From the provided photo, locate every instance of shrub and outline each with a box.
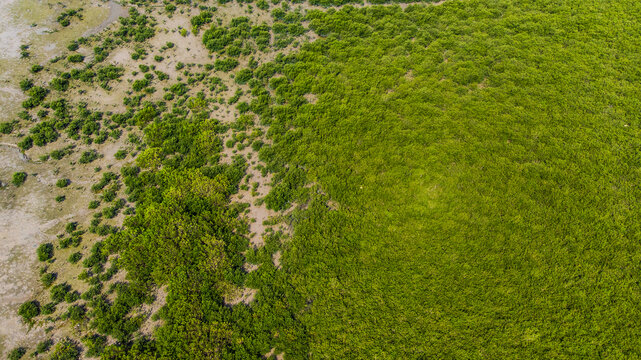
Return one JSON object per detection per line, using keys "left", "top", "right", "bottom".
{"left": 65, "top": 222, "right": 77, "bottom": 233}
{"left": 79, "top": 150, "right": 99, "bottom": 164}
{"left": 50, "top": 283, "right": 71, "bottom": 303}
{"left": 82, "top": 334, "right": 107, "bottom": 357}
{"left": 41, "top": 272, "right": 57, "bottom": 287}
{"left": 64, "top": 305, "right": 86, "bottom": 323}
{"left": 114, "top": 150, "right": 127, "bottom": 159}
{"left": 69, "top": 252, "right": 82, "bottom": 264}
{"left": 235, "top": 68, "right": 253, "bottom": 84}
{"left": 56, "top": 178, "right": 70, "bottom": 188}
{"left": 17, "top": 136, "right": 33, "bottom": 151}
{"left": 89, "top": 200, "right": 100, "bottom": 209}
{"left": 65, "top": 291, "right": 80, "bottom": 303}
{"left": 18, "top": 300, "right": 40, "bottom": 323}
{"left": 30, "top": 64, "right": 44, "bottom": 73}
{"left": 50, "top": 77, "right": 69, "bottom": 92}
{"left": 214, "top": 58, "right": 239, "bottom": 72}
{"left": 131, "top": 78, "right": 149, "bottom": 92}
{"left": 41, "top": 302, "right": 56, "bottom": 315}
{"left": 55, "top": 195, "right": 66, "bottom": 202}
{"left": 0, "top": 121, "right": 15, "bottom": 134}
{"left": 12, "top": 172, "right": 27, "bottom": 186}
{"left": 19, "top": 78, "right": 33, "bottom": 91}
{"left": 50, "top": 338, "right": 80, "bottom": 360}
{"left": 67, "top": 54, "right": 84, "bottom": 63}
{"left": 35, "top": 339, "right": 53, "bottom": 354}
{"left": 37, "top": 242, "right": 54, "bottom": 261}
{"left": 8, "top": 347, "right": 26, "bottom": 360}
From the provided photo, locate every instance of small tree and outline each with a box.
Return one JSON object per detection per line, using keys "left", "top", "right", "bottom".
{"left": 12, "top": 172, "right": 27, "bottom": 186}
{"left": 36, "top": 242, "right": 54, "bottom": 261}
{"left": 50, "top": 338, "right": 80, "bottom": 360}
{"left": 56, "top": 178, "right": 70, "bottom": 188}
{"left": 18, "top": 300, "right": 40, "bottom": 323}
{"left": 8, "top": 347, "right": 26, "bottom": 360}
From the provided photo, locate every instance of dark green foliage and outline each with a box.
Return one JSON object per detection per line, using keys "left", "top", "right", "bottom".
{"left": 30, "top": 64, "right": 44, "bottom": 73}
{"left": 169, "top": 82, "right": 188, "bottom": 96}
{"left": 83, "top": 242, "right": 107, "bottom": 269}
{"left": 29, "top": 120, "right": 59, "bottom": 146}
{"left": 65, "top": 222, "right": 77, "bottom": 233}
{"left": 235, "top": 68, "right": 253, "bottom": 84}
{"left": 18, "top": 300, "right": 39, "bottom": 323}
{"left": 214, "top": 58, "right": 239, "bottom": 72}
{"left": 19, "top": 78, "right": 33, "bottom": 91}
{"left": 50, "top": 338, "right": 80, "bottom": 360}
{"left": 97, "top": 65, "right": 125, "bottom": 82}
{"left": 79, "top": 150, "right": 99, "bottom": 164}
{"left": 50, "top": 77, "right": 69, "bottom": 92}
{"left": 64, "top": 304, "right": 86, "bottom": 323}
{"left": 50, "top": 146, "right": 73, "bottom": 160}
{"left": 12, "top": 172, "right": 27, "bottom": 186}
{"left": 82, "top": 334, "right": 107, "bottom": 357}
{"left": 50, "top": 283, "right": 71, "bottom": 303}
{"left": 67, "top": 41, "right": 79, "bottom": 51}
{"left": 132, "top": 78, "right": 149, "bottom": 92}
{"left": 60, "top": 234, "right": 82, "bottom": 249}
{"left": 57, "top": 8, "right": 82, "bottom": 27}
{"left": 115, "top": 8, "right": 155, "bottom": 42}
{"left": 35, "top": 339, "right": 53, "bottom": 354}
{"left": 92, "top": 171, "right": 118, "bottom": 192}
{"left": 114, "top": 150, "right": 126, "bottom": 161}
{"left": 67, "top": 54, "right": 84, "bottom": 63}
{"left": 89, "top": 200, "right": 100, "bottom": 209}
{"left": 0, "top": 121, "right": 15, "bottom": 134}
{"left": 55, "top": 195, "right": 66, "bottom": 202}
{"left": 37, "top": 242, "right": 53, "bottom": 261}
{"left": 41, "top": 302, "right": 56, "bottom": 315}
{"left": 191, "top": 11, "right": 213, "bottom": 31}
{"left": 264, "top": 167, "right": 305, "bottom": 210}
{"left": 22, "top": 86, "right": 48, "bottom": 108}
{"left": 41, "top": 272, "right": 57, "bottom": 287}
{"left": 7, "top": 347, "right": 26, "bottom": 360}
{"left": 155, "top": 70, "right": 169, "bottom": 80}
{"left": 56, "top": 178, "right": 70, "bottom": 188}
{"left": 68, "top": 252, "right": 82, "bottom": 264}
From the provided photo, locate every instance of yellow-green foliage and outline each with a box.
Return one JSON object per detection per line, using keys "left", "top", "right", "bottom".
{"left": 257, "top": 1, "right": 641, "bottom": 358}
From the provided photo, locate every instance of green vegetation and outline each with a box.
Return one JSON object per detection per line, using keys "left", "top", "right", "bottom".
{"left": 57, "top": 8, "right": 83, "bottom": 27}
{"left": 11, "top": 172, "right": 27, "bottom": 186}
{"left": 41, "top": 272, "right": 57, "bottom": 287}
{"left": 115, "top": 8, "right": 155, "bottom": 42}
{"left": 50, "top": 338, "right": 80, "bottom": 360}
{"left": 56, "top": 178, "right": 70, "bottom": 188}
{"left": 30, "top": 64, "right": 44, "bottom": 73}
{"left": 11, "top": 0, "right": 641, "bottom": 358}
{"left": 7, "top": 347, "right": 26, "bottom": 360}
{"left": 37, "top": 242, "right": 54, "bottom": 261}
{"left": 18, "top": 300, "right": 39, "bottom": 323}
{"left": 67, "top": 54, "right": 85, "bottom": 63}
{"left": 68, "top": 252, "right": 82, "bottom": 264}
{"left": 79, "top": 150, "right": 99, "bottom": 164}
{"left": 35, "top": 339, "right": 53, "bottom": 355}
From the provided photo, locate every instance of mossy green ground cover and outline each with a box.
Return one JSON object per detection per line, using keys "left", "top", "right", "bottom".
{"left": 263, "top": 1, "right": 641, "bottom": 358}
